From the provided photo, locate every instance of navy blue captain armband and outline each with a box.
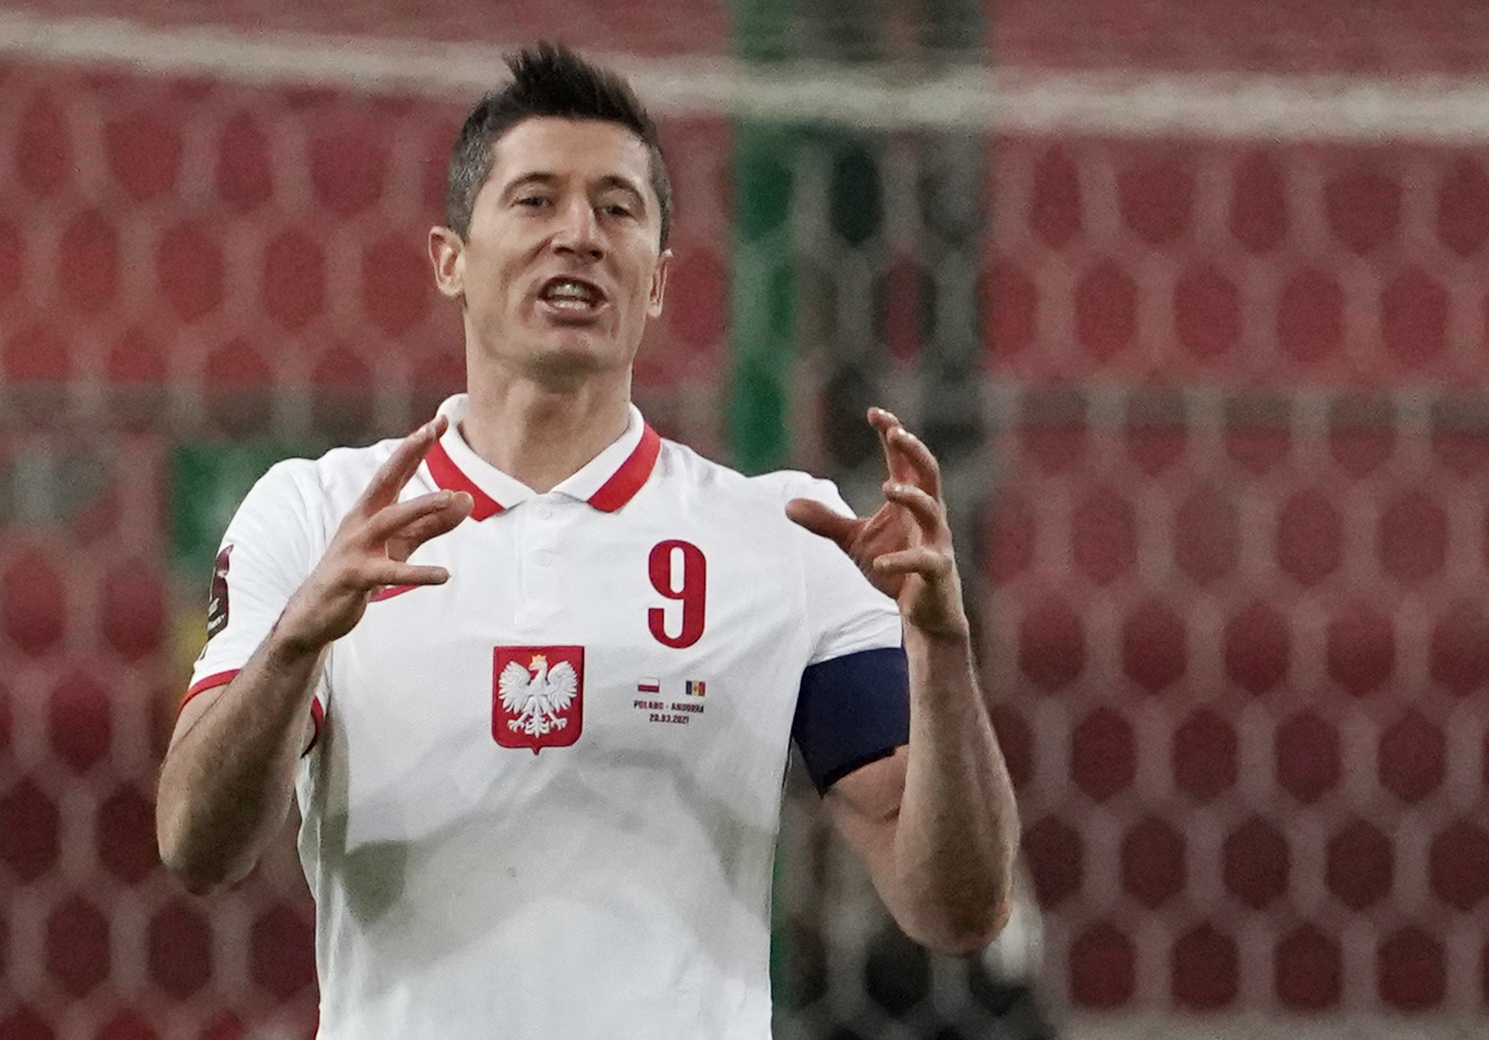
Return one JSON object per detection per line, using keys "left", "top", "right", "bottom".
{"left": 791, "top": 646, "right": 910, "bottom": 795}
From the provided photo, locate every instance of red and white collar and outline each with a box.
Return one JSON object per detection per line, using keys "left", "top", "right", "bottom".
{"left": 423, "top": 394, "right": 661, "bottom": 518}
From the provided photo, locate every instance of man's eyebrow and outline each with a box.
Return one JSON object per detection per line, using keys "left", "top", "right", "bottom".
{"left": 499, "top": 171, "right": 561, "bottom": 197}
{"left": 594, "top": 174, "right": 646, "bottom": 204}
{"left": 501, "top": 170, "right": 646, "bottom": 202}
{"left": 497, "top": 171, "right": 649, "bottom": 218}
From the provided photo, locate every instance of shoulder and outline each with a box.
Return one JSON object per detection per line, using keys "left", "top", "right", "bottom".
{"left": 655, "top": 439, "right": 848, "bottom": 515}
{"left": 239, "top": 438, "right": 399, "bottom": 521}
{"left": 238, "top": 455, "right": 321, "bottom": 515}
{"left": 305, "top": 438, "right": 402, "bottom": 504}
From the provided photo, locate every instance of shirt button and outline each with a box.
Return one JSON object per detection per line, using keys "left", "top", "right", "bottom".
{"left": 534, "top": 549, "right": 555, "bottom": 566}
{"left": 535, "top": 503, "right": 554, "bottom": 520}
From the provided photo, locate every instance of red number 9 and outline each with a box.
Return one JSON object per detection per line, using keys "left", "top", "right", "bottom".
{"left": 648, "top": 540, "right": 706, "bottom": 649}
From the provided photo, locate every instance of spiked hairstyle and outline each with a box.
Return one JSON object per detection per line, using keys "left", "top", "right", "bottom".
{"left": 444, "top": 43, "right": 673, "bottom": 247}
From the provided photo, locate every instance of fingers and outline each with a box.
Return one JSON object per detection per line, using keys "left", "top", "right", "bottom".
{"left": 868, "top": 407, "right": 943, "bottom": 498}
{"left": 883, "top": 480, "right": 944, "bottom": 537}
{"left": 391, "top": 493, "right": 474, "bottom": 555}
{"left": 333, "top": 551, "right": 454, "bottom": 593}
{"left": 887, "top": 425, "right": 943, "bottom": 499}
{"left": 364, "top": 489, "right": 471, "bottom": 545}
{"left": 868, "top": 407, "right": 914, "bottom": 485}
{"left": 872, "top": 545, "right": 954, "bottom": 580}
{"left": 363, "top": 560, "right": 452, "bottom": 589}
{"left": 360, "top": 415, "right": 449, "bottom": 512}
{"left": 786, "top": 497, "right": 861, "bottom": 551}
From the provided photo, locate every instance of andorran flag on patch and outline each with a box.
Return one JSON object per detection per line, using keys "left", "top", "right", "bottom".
{"left": 685, "top": 680, "right": 706, "bottom": 697}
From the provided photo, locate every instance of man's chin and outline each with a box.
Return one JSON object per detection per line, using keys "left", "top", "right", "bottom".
{"left": 471, "top": 322, "right": 637, "bottom": 385}
{"left": 523, "top": 340, "right": 630, "bottom": 386}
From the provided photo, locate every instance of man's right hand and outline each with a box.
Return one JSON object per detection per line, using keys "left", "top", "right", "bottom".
{"left": 276, "top": 416, "right": 474, "bottom": 653}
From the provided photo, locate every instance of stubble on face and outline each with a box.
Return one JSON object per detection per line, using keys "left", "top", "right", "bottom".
{"left": 453, "top": 118, "right": 669, "bottom": 390}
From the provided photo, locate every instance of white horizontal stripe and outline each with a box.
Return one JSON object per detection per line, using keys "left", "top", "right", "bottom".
{"left": 1, "top": 10, "right": 1489, "bottom": 141}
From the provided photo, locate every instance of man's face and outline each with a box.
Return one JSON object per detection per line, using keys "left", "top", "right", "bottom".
{"left": 432, "top": 117, "right": 670, "bottom": 383}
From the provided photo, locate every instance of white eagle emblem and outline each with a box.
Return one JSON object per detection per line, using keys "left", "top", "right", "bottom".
{"left": 498, "top": 653, "right": 579, "bottom": 738}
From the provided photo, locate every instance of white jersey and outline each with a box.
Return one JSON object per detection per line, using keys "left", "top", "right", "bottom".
{"left": 187, "top": 394, "right": 903, "bottom": 1040}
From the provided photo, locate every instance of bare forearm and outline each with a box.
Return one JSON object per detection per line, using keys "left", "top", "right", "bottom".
{"left": 156, "top": 630, "right": 322, "bottom": 892}
{"left": 793, "top": 409, "right": 1019, "bottom": 952}
{"left": 893, "top": 627, "right": 1019, "bottom": 952}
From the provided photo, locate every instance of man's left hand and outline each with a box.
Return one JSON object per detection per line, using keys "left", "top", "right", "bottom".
{"left": 787, "top": 407, "right": 969, "bottom": 641}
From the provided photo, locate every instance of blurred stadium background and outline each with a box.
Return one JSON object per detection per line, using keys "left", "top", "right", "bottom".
{"left": 4, "top": 0, "right": 1489, "bottom": 1037}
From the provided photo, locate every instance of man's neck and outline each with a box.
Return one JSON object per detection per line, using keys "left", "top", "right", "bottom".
{"left": 460, "top": 365, "right": 633, "bottom": 494}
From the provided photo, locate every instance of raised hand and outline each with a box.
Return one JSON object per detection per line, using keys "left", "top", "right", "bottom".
{"left": 277, "top": 416, "right": 474, "bottom": 652}
{"left": 786, "top": 408, "right": 968, "bottom": 641}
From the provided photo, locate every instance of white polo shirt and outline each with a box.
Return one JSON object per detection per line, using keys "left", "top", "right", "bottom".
{"left": 186, "top": 394, "right": 904, "bottom": 1040}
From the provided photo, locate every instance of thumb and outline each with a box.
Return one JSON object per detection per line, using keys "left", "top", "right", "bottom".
{"left": 786, "top": 497, "right": 860, "bottom": 550}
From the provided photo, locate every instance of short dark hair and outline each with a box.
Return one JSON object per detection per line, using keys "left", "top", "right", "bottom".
{"left": 444, "top": 43, "right": 673, "bottom": 247}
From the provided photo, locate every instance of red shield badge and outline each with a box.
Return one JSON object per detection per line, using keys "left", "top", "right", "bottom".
{"left": 493, "top": 646, "right": 585, "bottom": 753}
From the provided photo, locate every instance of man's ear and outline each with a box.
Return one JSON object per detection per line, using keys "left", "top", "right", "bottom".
{"left": 429, "top": 226, "right": 465, "bottom": 300}
{"left": 647, "top": 249, "right": 673, "bottom": 318}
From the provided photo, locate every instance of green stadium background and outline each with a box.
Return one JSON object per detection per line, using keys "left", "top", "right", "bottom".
{"left": 5, "top": 1, "right": 1489, "bottom": 1037}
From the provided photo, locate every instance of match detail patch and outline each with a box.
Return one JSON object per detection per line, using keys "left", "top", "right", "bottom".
{"left": 206, "top": 545, "right": 233, "bottom": 639}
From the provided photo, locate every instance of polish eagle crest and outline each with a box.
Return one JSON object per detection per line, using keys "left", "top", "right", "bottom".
{"left": 498, "top": 653, "right": 579, "bottom": 738}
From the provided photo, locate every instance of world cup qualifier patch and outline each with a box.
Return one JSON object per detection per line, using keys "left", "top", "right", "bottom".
{"left": 493, "top": 646, "right": 585, "bottom": 753}
{"left": 206, "top": 545, "right": 233, "bottom": 639}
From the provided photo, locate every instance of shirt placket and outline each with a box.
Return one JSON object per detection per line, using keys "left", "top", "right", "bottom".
{"left": 513, "top": 494, "right": 566, "bottom": 631}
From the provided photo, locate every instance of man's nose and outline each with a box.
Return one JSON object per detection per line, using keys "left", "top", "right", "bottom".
{"left": 552, "top": 198, "right": 602, "bottom": 259}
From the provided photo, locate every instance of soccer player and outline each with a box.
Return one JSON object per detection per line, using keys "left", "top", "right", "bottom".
{"left": 156, "top": 44, "right": 1018, "bottom": 1039}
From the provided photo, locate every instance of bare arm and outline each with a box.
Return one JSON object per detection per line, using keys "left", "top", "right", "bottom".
{"left": 787, "top": 408, "right": 1019, "bottom": 954}
{"left": 157, "top": 636, "right": 325, "bottom": 893}
{"left": 823, "top": 630, "right": 1017, "bottom": 954}
{"left": 156, "top": 418, "right": 472, "bottom": 894}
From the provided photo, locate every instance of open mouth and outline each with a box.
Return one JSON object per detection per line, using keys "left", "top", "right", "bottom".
{"left": 537, "top": 276, "right": 607, "bottom": 314}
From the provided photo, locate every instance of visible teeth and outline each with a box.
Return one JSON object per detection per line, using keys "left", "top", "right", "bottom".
{"left": 544, "top": 281, "right": 596, "bottom": 304}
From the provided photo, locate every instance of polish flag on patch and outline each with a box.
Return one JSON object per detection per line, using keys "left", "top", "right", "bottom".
{"left": 637, "top": 677, "right": 661, "bottom": 694}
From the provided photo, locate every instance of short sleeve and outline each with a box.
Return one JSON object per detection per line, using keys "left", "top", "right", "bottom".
{"left": 782, "top": 476, "right": 909, "bottom": 793}
{"left": 184, "top": 460, "right": 326, "bottom": 711}
{"left": 791, "top": 476, "right": 903, "bottom": 664}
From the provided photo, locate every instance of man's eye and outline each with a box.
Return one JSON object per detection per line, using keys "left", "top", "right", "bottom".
{"left": 602, "top": 203, "right": 634, "bottom": 218}
{"left": 516, "top": 196, "right": 549, "bottom": 208}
